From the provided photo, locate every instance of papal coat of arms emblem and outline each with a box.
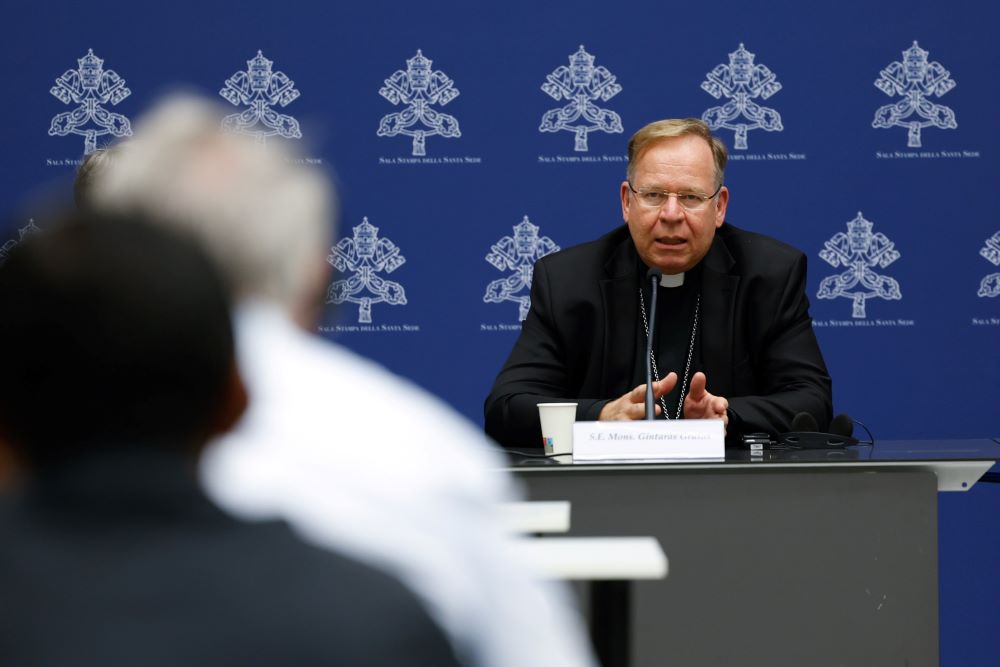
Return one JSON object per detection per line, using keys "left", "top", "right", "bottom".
{"left": 0, "top": 221, "right": 42, "bottom": 266}
{"left": 377, "top": 50, "right": 461, "bottom": 156}
{"left": 539, "top": 45, "right": 623, "bottom": 152}
{"left": 701, "top": 43, "right": 783, "bottom": 150}
{"left": 873, "top": 41, "right": 957, "bottom": 148}
{"left": 817, "top": 212, "right": 902, "bottom": 318}
{"left": 326, "top": 217, "right": 407, "bottom": 324}
{"left": 483, "top": 216, "right": 560, "bottom": 321}
{"left": 48, "top": 49, "right": 132, "bottom": 155}
{"left": 977, "top": 231, "right": 1000, "bottom": 298}
{"left": 219, "top": 51, "right": 302, "bottom": 143}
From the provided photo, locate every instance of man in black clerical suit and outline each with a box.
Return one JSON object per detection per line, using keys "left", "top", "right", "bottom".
{"left": 485, "top": 118, "right": 831, "bottom": 448}
{"left": 0, "top": 214, "right": 460, "bottom": 667}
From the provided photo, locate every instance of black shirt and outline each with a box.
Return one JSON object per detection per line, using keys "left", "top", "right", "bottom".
{"left": 630, "top": 261, "right": 704, "bottom": 419}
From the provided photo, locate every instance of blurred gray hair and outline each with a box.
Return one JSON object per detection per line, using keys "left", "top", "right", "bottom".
{"left": 89, "top": 95, "right": 335, "bottom": 311}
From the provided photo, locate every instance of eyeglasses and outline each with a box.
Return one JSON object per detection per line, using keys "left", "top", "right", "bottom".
{"left": 627, "top": 182, "right": 722, "bottom": 211}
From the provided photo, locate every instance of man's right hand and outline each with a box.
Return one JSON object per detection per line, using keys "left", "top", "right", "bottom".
{"left": 598, "top": 372, "right": 678, "bottom": 421}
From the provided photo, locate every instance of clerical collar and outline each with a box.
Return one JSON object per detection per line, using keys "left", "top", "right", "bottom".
{"left": 659, "top": 272, "right": 685, "bottom": 288}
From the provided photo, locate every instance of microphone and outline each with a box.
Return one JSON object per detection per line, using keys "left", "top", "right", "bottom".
{"left": 644, "top": 267, "right": 662, "bottom": 420}
{"left": 791, "top": 412, "right": 818, "bottom": 432}
{"left": 829, "top": 413, "right": 855, "bottom": 438}
{"left": 776, "top": 412, "right": 858, "bottom": 449}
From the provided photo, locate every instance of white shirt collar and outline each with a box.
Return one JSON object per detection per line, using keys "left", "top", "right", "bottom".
{"left": 660, "top": 272, "right": 685, "bottom": 288}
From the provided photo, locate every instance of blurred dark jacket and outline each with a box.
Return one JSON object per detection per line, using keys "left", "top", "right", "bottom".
{"left": 0, "top": 447, "right": 461, "bottom": 667}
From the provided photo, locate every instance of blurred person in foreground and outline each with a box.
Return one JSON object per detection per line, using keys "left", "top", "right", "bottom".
{"left": 85, "top": 96, "right": 596, "bottom": 667}
{"left": 0, "top": 213, "right": 460, "bottom": 666}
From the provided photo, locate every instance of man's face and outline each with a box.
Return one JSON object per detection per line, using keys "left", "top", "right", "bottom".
{"left": 620, "top": 135, "right": 728, "bottom": 274}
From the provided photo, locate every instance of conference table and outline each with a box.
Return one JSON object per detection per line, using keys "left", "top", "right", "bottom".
{"left": 504, "top": 438, "right": 1000, "bottom": 667}
{"left": 500, "top": 500, "right": 668, "bottom": 667}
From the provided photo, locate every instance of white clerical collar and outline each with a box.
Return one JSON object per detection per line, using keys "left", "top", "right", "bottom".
{"left": 660, "top": 272, "right": 685, "bottom": 288}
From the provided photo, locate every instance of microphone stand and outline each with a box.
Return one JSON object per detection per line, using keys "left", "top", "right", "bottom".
{"left": 645, "top": 268, "right": 662, "bottom": 420}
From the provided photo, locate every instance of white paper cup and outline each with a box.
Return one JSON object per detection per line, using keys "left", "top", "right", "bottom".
{"left": 538, "top": 403, "right": 578, "bottom": 455}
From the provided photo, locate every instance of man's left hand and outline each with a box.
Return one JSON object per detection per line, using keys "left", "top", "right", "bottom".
{"left": 683, "top": 372, "right": 729, "bottom": 426}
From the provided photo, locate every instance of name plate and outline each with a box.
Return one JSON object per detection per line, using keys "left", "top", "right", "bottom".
{"left": 573, "top": 419, "right": 725, "bottom": 461}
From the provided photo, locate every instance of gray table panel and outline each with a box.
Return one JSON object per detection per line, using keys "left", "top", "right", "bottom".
{"left": 517, "top": 467, "right": 939, "bottom": 667}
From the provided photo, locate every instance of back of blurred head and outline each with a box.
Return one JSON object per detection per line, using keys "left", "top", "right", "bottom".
{"left": 0, "top": 211, "right": 243, "bottom": 470}
{"left": 86, "top": 95, "right": 335, "bottom": 325}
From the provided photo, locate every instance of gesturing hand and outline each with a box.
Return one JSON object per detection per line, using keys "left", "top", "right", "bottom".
{"left": 598, "top": 373, "right": 678, "bottom": 421}
{"left": 682, "top": 372, "right": 729, "bottom": 426}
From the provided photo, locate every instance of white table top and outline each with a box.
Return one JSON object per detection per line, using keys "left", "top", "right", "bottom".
{"left": 498, "top": 500, "right": 571, "bottom": 534}
{"left": 511, "top": 536, "right": 668, "bottom": 581}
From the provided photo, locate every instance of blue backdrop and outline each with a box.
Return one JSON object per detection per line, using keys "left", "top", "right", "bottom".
{"left": 3, "top": 1, "right": 997, "bottom": 663}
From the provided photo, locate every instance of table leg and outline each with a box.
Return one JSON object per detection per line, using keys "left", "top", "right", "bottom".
{"left": 590, "top": 580, "right": 630, "bottom": 667}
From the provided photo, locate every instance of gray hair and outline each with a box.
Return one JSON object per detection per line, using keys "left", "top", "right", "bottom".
{"left": 75, "top": 147, "right": 118, "bottom": 209}
{"left": 626, "top": 118, "right": 728, "bottom": 188}
{"left": 88, "top": 95, "right": 335, "bottom": 312}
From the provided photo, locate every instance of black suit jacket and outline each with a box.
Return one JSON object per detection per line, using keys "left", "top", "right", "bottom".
{"left": 0, "top": 449, "right": 461, "bottom": 667}
{"left": 485, "top": 223, "right": 832, "bottom": 447}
